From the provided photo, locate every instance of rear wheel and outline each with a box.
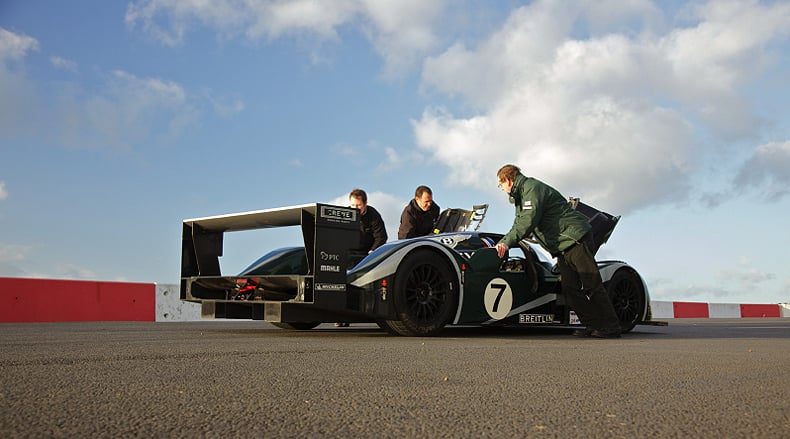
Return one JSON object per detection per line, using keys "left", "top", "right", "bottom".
{"left": 271, "top": 322, "right": 320, "bottom": 330}
{"left": 607, "top": 269, "right": 645, "bottom": 332}
{"left": 379, "top": 249, "right": 457, "bottom": 336}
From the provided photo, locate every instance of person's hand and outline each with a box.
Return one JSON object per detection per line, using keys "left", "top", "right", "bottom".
{"left": 495, "top": 243, "right": 508, "bottom": 258}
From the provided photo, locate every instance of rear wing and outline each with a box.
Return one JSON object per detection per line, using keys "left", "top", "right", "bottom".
{"left": 180, "top": 203, "right": 360, "bottom": 299}
{"left": 568, "top": 198, "right": 620, "bottom": 255}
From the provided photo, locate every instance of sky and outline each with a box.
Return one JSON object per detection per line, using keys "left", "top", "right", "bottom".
{"left": 1, "top": 0, "right": 789, "bottom": 305}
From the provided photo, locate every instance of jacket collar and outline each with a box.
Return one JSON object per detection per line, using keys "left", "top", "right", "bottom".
{"left": 508, "top": 173, "right": 527, "bottom": 203}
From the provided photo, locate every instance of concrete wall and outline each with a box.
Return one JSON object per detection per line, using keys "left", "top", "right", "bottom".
{"left": 155, "top": 283, "right": 202, "bottom": 321}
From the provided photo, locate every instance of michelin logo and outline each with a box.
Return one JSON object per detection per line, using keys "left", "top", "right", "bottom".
{"left": 315, "top": 283, "right": 346, "bottom": 291}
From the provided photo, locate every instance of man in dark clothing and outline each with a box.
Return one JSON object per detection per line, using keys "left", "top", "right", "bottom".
{"left": 494, "top": 164, "right": 622, "bottom": 338}
{"left": 348, "top": 188, "right": 388, "bottom": 253}
{"left": 398, "top": 185, "right": 440, "bottom": 239}
{"left": 337, "top": 189, "right": 388, "bottom": 328}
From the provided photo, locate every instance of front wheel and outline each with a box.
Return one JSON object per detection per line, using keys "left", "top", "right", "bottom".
{"left": 606, "top": 269, "right": 645, "bottom": 332}
{"left": 379, "top": 249, "right": 457, "bottom": 336}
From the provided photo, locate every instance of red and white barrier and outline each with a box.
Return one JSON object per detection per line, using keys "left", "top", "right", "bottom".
{"left": 1, "top": 277, "right": 788, "bottom": 322}
{"left": 650, "top": 300, "right": 787, "bottom": 319}
{"left": 0, "top": 277, "right": 156, "bottom": 322}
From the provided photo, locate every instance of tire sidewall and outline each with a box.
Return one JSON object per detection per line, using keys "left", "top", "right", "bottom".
{"left": 391, "top": 249, "right": 457, "bottom": 336}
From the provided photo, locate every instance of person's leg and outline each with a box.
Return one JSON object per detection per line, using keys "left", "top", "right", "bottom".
{"left": 557, "top": 255, "right": 601, "bottom": 329}
{"left": 561, "top": 236, "right": 621, "bottom": 334}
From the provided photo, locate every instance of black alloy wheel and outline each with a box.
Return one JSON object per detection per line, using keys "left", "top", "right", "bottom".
{"left": 378, "top": 249, "right": 457, "bottom": 336}
{"left": 607, "top": 268, "right": 645, "bottom": 332}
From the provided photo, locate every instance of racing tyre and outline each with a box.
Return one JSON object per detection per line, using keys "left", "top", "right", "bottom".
{"left": 607, "top": 268, "right": 645, "bottom": 332}
{"left": 379, "top": 249, "right": 457, "bottom": 336}
{"left": 271, "top": 322, "right": 320, "bottom": 330}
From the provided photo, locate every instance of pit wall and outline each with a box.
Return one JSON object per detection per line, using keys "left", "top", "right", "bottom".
{"left": 0, "top": 277, "right": 787, "bottom": 322}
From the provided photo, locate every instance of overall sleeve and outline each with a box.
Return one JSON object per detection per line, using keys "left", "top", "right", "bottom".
{"left": 499, "top": 190, "right": 542, "bottom": 248}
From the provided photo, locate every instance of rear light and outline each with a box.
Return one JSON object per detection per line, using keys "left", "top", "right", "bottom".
{"left": 380, "top": 279, "right": 387, "bottom": 301}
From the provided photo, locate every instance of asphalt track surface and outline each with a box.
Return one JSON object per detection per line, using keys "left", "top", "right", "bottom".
{"left": 1, "top": 319, "right": 788, "bottom": 438}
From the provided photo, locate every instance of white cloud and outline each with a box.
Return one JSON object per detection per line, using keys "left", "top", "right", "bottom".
{"left": 202, "top": 88, "right": 244, "bottom": 117}
{"left": 331, "top": 144, "right": 356, "bottom": 157}
{"left": 50, "top": 56, "right": 77, "bottom": 72}
{"left": 0, "top": 243, "right": 28, "bottom": 263}
{"left": 245, "top": 0, "right": 359, "bottom": 40}
{"left": 0, "top": 28, "right": 38, "bottom": 61}
{"left": 2, "top": 68, "right": 199, "bottom": 151}
{"left": 125, "top": 0, "right": 358, "bottom": 45}
{"left": 0, "top": 243, "right": 31, "bottom": 277}
{"left": 53, "top": 263, "right": 98, "bottom": 280}
{"left": 1, "top": 27, "right": 200, "bottom": 152}
{"left": 358, "top": 0, "right": 445, "bottom": 76}
{"left": 0, "top": 30, "right": 39, "bottom": 144}
{"left": 376, "top": 145, "right": 426, "bottom": 172}
{"left": 413, "top": 0, "right": 790, "bottom": 214}
{"left": 61, "top": 70, "right": 198, "bottom": 150}
{"left": 734, "top": 141, "right": 790, "bottom": 199}
{"left": 381, "top": 146, "right": 402, "bottom": 167}
{"left": 658, "top": 0, "right": 790, "bottom": 137}
{"left": 0, "top": 181, "right": 7, "bottom": 200}
{"left": 719, "top": 267, "right": 776, "bottom": 285}
{"left": 125, "top": 0, "right": 447, "bottom": 75}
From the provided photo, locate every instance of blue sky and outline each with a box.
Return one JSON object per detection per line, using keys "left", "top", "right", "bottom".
{"left": 1, "top": 0, "right": 789, "bottom": 304}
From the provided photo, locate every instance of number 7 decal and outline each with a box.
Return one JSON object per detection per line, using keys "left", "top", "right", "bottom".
{"left": 484, "top": 278, "right": 513, "bottom": 320}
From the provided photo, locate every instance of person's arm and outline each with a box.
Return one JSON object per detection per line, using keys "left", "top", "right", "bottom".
{"left": 397, "top": 207, "right": 414, "bottom": 239}
{"left": 499, "top": 192, "right": 541, "bottom": 248}
{"left": 370, "top": 209, "right": 388, "bottom": 251}
{"left": 430, "top": 203, "right": 441, "bottom": 233}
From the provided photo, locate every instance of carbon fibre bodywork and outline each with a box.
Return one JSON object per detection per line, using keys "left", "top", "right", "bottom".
{"left": 180, "top": 202, "right": 653, "bottom": 335}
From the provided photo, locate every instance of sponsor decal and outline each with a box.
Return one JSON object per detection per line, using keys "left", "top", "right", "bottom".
{"left": 315, "top": 283, "right": 347, "bottom": 291}
{"left": 458, "top": 251, "right": 475, "bottom": 259}
{"left": 484, "top": 278, "right": 513, "bottom": 320}
{"left": 518, "top": 314, "right": 555, "bottom": 324}
{"left": 320, "top": 251, "right": 340, "bottom": 261}
{"left": 320, "top": 205, "right": 357, "bottom": 223}
{"left": 428, "top": 234, "right": 473, "bottom": 249}
{"left": 320, "top": 264, "right": 341, "bottom": 273}
{"left": 569, "top": 310, "right": 581, "bottom": 325}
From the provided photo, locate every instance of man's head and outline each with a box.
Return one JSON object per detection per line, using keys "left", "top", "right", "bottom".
{"left": 497, "top": 164, "right": 520, "bottom": 193}
{"left": 349, "top": 188, "right": 368, "bottom": 214}
{"left": 414, "top": 185, "right": 433, "bottom": 211}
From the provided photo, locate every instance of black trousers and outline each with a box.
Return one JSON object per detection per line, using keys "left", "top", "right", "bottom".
{"left": 556, "top": 234, "right": 621, "bottom": 331}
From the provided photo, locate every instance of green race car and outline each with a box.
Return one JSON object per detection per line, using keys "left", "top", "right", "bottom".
{"left": 181, "top": 201, "right": 655, "bottom": 336}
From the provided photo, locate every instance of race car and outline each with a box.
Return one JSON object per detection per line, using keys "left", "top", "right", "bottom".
{"left": 180, "top": 200, "right": 657, "bottom": 336}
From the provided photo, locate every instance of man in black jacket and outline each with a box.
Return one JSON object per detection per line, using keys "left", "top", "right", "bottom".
{"left": 348, "top": 188, "right": 388, "bottom": 253}
{"left": 337, "top": 189, "right": 388, "bottom": 328}
{"left": 398, "top": 185, "right": 440, "bottom": 239}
